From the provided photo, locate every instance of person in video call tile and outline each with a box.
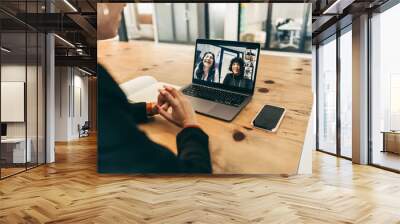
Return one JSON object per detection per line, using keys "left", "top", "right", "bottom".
{"left": 97, "top": 3, "right": 212, "bottom": 174}
{"left": 223, "top": 57, "right": 252, "bottom": 89}
{"left": 195, "top": 52, "right": 216, "bottom": 82}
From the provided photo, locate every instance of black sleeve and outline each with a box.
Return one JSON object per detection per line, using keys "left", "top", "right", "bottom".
{"left": 98, "top": 101, "right": 184, "bottom": 174}
{"left": 98, "top": 64, "right": 212, "bottom": 174}
{"left": 98, "top": 65, "right": 180, "bottom": 173}
{"left": 223, "top": 74, "right": 231, "bottom": 85}
{"left": 128, "top": 102, "right": 148, "bottom": 123}
{"left": 176, "top": 127, "right": 212, "bottom": 173}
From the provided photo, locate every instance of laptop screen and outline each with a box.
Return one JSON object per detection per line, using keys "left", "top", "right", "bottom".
{"left": 192, "top": 39, "right": 260, "bottom": 94}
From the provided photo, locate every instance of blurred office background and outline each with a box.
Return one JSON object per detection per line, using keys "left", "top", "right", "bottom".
{"left": 0, "top": 0, "right": 97, "bottom": 179}
{"left": 120, "top": 3, "right": 312, "bottom": 54}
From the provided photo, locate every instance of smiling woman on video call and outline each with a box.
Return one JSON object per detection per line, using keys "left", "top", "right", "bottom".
{"left": 223, "top": 57, "right": 251, "bottom": 89}
{"left": 195, "top": 51, "right": 216, "bottom": 82}
{"left": 97, "top": 3, "right": 212, "bottom": 173}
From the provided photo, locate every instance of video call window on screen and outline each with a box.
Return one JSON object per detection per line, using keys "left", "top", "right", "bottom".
{"left": 193, "top": 43, "right": 258, "bottom": 90}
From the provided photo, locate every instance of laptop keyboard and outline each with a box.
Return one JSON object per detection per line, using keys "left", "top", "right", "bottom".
{"left": 182, "top": 85, "right": 247, "bottom": 107}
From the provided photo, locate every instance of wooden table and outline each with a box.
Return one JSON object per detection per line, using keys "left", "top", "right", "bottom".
{"left": 98, "top": 40, "right": 313, "bottom": 174}
{"left": 382, "top": 131, "right": 400, "bottom": 154}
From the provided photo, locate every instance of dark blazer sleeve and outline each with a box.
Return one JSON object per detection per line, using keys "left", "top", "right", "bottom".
{"left": 97, "top": 65, "right": 212, "bottom": 174}
{"left": 176, "top": 127, "right": 212, "bottom": 173}
{"left": 244, "top": 78, "right": 253, "bottom": 89}
{"left": 223, "top": 74, "right": 231, "bottom": 85}
{"left": 128, "top": 102, "right": 148, "bottom": 123}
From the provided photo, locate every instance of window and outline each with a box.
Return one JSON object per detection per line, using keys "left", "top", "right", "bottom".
{"left": 208, "top": 4, "right": 226, "bottom": 39}
{"left": 317, "top": 36, "right": 337, "bottom": 154}
{"left": 239, "top": 3, "right": 268, "bottom": 48}
{"left": 339, "top": 28, "right": 352, "bottom": 158}
{"left": 370, "top": 3, "right": 400, "bottom": 171}
{"left": 239, "top": 3, "right": 312, "bottom": 53}
{"left": 124, "top": 4, "right": 155, "bottom": 41}
{"left": 316, "top": 25, "right": 353, "bottom": 160}
{"left": 0, "top": 1, "right": 46, "bottom": 179}
{"left": 154, "top": 3, "right": 204, "bottom": 44}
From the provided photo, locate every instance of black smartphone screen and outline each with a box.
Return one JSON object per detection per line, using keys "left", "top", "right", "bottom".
{"left": 253, "top": 105, "right": 285, "bottom": 131}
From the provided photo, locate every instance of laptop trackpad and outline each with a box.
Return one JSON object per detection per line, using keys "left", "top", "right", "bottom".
{"left": 208, "top": 104, "right": 238, "bottom": 120}
{"left": 189, "top": 96, "right": 216, "bottom": 112}
{"left": 187, "top": 96, "right": 239, "bottom": 121}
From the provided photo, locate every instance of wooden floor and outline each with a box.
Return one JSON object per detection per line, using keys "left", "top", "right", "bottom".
{"left": 1, "top": 163, "right": 45, "bottom": 178}
{"left": 1, "top": 167, "right": 26, "bottom": 178}
{"left": 1, "top": 135, "right": 400, "bottom": 223}
{"left": 372, "top": 150, "right": 400, "bottom": 171}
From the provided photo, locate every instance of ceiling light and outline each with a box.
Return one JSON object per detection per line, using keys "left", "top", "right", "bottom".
{"left": 76, "top": 48, "right": 85, "bottom": 55}
{"left": 78, "top": 67, "right": 93, "bottom": 76}
{"left": 63, "top": 0, "right": 78, "bottom": 12}
{"left": 322, "top": 0, "right": 354, "bottom": 15}
{"left": 1, "top": 47, "right": 11, "bottom": 53}
{"left": 54, "top": 34, "right": 75, "bottom": 48}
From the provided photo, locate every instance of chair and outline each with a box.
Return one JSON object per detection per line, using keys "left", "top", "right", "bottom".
{"left": 78, "top": 121, "right": 90, "bottom": 138}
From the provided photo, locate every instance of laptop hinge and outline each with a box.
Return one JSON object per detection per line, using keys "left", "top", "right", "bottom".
{"left": 191, "top": 83, "right": 251, "bottom": 96}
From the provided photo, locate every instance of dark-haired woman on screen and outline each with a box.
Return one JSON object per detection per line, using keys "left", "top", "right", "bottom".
{"left": 223, "top": 57, "right": 252, "bottom": 89}
{"left": 195, "top": 52, "right": 216, "bottom": 82}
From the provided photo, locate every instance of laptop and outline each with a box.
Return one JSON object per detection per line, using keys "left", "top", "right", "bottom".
{"left": 182, "top": 39, "right": 260, "bottom": 121}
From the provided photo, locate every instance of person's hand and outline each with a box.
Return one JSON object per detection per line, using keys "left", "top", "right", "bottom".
{"left": 157, "top": 88, "right": 170, "bottom": 109}
{"left": 156, "top": 86, "right": 198, "bottom": 128}
{"left": 146, "top": 90, "right": 171, "bottom": 116}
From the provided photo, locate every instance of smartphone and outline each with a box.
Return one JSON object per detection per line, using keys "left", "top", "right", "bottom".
{"left": 251, "top": 105, "right": 286, "bottom": 132}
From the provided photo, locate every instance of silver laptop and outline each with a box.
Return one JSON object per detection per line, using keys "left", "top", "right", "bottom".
{"left": 182, "top": 39, "right": 260, "bottom": 121}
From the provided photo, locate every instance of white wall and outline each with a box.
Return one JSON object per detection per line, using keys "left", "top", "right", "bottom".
{"left": 72, "top": 73, "right": 89, "bottom": 138}
{"left": 55, "top": 67, "right": 89, "bottom": 141}
{"left": 1, "top": 66, "right": 25, "bottom": 129}
{"left": 1, "top": 65, "right": 26, "bottom": 143}
{"left": 1, "top": 63, "right": 46, "bottom": 164}
{"left": 1, "top": 82, "right": 24, "bottom": 122}
{"left": 1, "top": 65, "right": 34, "bottom": 138}
{"left": 55, "top": 67, "right": 69, "bottom": 141}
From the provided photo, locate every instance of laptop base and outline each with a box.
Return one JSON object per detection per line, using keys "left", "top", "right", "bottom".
{"left": 184, "top": 88, "right": 251, "bottom": 121}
